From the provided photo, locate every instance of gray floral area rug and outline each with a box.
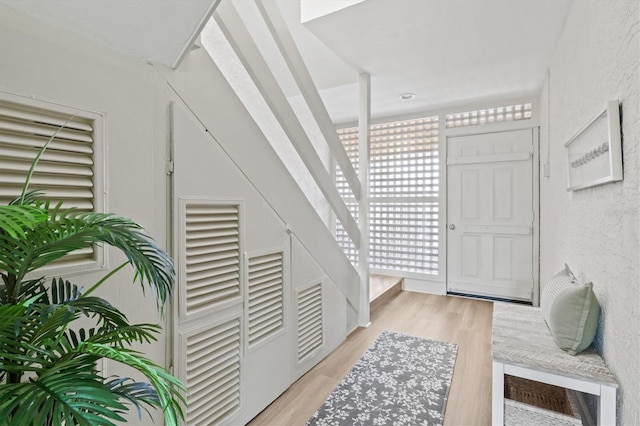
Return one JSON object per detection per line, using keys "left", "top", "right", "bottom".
{"left": 307, "top": 331, "right": 458, "bottom": 426}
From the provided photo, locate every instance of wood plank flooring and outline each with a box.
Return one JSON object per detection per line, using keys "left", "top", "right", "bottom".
{"left": 247, "top": 291, "right": 494, "bottom": 426}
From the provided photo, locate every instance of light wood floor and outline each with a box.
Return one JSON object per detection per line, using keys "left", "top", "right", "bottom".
{"left": 248, "top": 291, "right": 494, "bottom": 426}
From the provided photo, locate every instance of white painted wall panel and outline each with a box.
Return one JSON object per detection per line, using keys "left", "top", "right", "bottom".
{"left": 539, "top": 1, "right": 640, "bottom": 423}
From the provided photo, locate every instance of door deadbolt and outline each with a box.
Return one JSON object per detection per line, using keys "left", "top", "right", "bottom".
{"left": 448, "top": 224, "right": 456, "bottom": 230}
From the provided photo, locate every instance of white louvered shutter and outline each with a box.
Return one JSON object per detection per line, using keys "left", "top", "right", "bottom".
{"left": 182, "top": 202, "right": 241, "bottom": 318}
{"left": 0, "top": 96, "right": 102, "bottom": 269}
{"left": 177, "top": 200, "right": 244, "bottom": 425}
{"left": 247, "top": 251, "right": 284, "bottom": 347}
{"left": 182, "top": 316, "right": 242, "bottom": 425}
{"left": 296, "top": 282, "right": 323, "bottom": 362}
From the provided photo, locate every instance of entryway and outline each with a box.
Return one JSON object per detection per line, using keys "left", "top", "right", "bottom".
{"left": 446, "top": 128, "right": 538, "bottom": 302}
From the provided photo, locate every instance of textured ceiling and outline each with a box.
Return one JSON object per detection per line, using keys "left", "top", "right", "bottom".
{"left": 1, "top": 0, "right": 574, "bottom": 123}
{"left": 279, "top": 0, "right": 574, "bottom": 123}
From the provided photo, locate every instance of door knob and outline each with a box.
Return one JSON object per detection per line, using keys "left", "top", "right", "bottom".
{"left": 448, "top": 224, "right": 456, "bottom": 230}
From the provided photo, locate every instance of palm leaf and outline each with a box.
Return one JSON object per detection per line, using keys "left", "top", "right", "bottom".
{"left": 0, "top": 205, "right": 48, "bottom": 239}
{"left": 106, "top": 377, "right": 159, "bottom": 420}
{"left": 78, "top": 342, "right": 186, "bottom": 425}
{"left": 0, "top": 209, "right": 174, "bottom": 309}
{"left": 0, "top": 355, "right": 127, "bottom": 425}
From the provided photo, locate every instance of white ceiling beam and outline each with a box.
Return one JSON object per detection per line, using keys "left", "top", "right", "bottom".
{"left": 213, "top": 1, "right": 360, "bottom": 248}
{"left": 254, "top": 0, "right": 361, "bottom": 201}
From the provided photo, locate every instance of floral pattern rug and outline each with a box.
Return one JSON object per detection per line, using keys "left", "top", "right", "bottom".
{"left": 306, "top": 331, "right": 458, "bottom": 426}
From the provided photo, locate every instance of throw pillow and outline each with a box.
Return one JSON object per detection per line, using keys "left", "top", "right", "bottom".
{"left": 548, "top": 281, "right": 600, "bottom": 355}
{"left": 541, "top": 264, "right": 575, "bottom": 325}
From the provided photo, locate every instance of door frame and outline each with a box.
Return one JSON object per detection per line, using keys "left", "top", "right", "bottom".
{"left": 443, "top": 125, "right": 540, "bottom": 306}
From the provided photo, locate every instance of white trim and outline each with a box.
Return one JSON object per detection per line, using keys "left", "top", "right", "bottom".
{"left": 532, "top": 127, "right": 540, "bottom": 306}
{"left": 447, "top": 152, "right": 531, "bottom": 165}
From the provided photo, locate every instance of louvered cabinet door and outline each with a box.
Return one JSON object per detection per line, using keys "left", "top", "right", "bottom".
{"left": 176, "top": 199, "right": 244, "bottom": 425}
{"left": 179, "top": 200, "right": 242, "bottom": 321}
{"left": 178, "top": 315, "right": 242, "bottom": 425}
{"left": 247, "top": 251, "right": 284, "bottom": 347}
{"left": 296, "top": 282, "right": 323, "bottom": 363}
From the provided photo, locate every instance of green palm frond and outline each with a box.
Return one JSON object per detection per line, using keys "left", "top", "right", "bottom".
{"left": 0, "top": 207, "right": 174, "bottom": 309}
{"left": 78, "top": 343, "right": 186, "bottom": 425}
{"left": 106, "top": 378, "right": 160, "bottom": 421}
{"left": 0, "top": 354, "right": 127, "bottom": 426}
{"left": 0, "top": 205, "right": 48, "bottom": 239}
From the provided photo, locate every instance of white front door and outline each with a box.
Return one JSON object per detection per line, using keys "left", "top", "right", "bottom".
{"left": 446, "top": 129, "right": 535, "bottom": 302}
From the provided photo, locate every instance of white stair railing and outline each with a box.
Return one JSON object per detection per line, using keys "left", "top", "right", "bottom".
{"left": 212, "top": 1, "right": 370, "bottom": 324}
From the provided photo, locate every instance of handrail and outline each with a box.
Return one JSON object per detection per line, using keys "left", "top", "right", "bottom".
{"left": 254, "top": 0, "right": 362, "bottom": 201}
{"left": 213, "top": 1, "right": 361, "bottom": 248}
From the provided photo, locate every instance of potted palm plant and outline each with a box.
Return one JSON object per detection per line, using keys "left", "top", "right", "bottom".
{"left": 0, "top": 126, "right": 185, "bottom": 424}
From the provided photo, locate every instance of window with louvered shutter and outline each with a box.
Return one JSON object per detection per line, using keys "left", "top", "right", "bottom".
{"left": 336, "top": 116, "right": 440, "bottom": 275}
{"left": 181, "top": 201, "right": 241, "bottom": 318}
{"left": 296, "top": 282, "right": 322, "bottom": 362}
{"left": 182, "top": 316, "right": 242, "bottom": 425}
{"left": 247, "top": 251, "right": 284, "bottom": 347}
{"left": 0, "top": 94, "right": 103, "bottom": 270}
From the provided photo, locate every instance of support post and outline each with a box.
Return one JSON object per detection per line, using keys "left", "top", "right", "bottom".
{"left": 357, "top": 72, "right": 371, "bottom": 327}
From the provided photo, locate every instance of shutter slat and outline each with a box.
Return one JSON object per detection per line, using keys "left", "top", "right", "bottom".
{"left": 0, "top": 145, "right": 93, "bottom": 165}
{"left": 248, "top": 306, "right": 282, "bottom": 329}
{"left": 248, "top": 276, "right": 283, "bottom": 294}
{"left": 0, "top": 104, "right": 94, "bottom": 132}
{"left": 0, "top": 117, "right": 93, "bottom": 142}
{"left": 186, "top": 267, "right": 239, "bottom": 284}
{"left": 249, "top": 318, "right": 283, "bottom": 342}
{"left": 249, "top": 264, "right": 282, "bottom": 280}
{"left": 248, "top": 284, "right": 282, "bottom": 305}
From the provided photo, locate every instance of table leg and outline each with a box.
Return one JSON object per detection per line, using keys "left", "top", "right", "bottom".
{"left": 492, "top": 360, "right": 505, "bottom": 426}
{"left": 598, "top": 385, "right": 616, "bottom": 426}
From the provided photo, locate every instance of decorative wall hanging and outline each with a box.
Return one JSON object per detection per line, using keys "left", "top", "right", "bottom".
{"left": 565, "top": 100, "right": 622, "bottom": 191}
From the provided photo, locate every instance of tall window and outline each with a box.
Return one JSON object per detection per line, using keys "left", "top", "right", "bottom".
{"left": 336, "top": 116, "right": 439, "bottom": 275}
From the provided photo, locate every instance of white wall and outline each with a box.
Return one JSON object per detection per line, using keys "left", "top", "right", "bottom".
{"left": 539, "top": 1, "right": 639, "bottom": 424}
